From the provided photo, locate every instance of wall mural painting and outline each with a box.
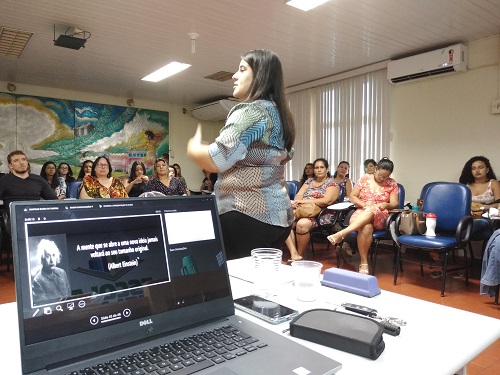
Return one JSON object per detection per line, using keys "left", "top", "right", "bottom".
{"left": 0, "top": 92, "right": 169, "bottom": 177}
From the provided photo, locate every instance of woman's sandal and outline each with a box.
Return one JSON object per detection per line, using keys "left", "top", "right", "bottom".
{"left": 327, "top": 231, "right": 344, "bottom": 246}
{"left": 286, "top": 258, "right": 302, "bottom": 265}
{"left": 359, "top": 263, "right": 370, "bottom": 275}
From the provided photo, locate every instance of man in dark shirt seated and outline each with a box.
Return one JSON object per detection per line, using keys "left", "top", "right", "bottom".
{"left": 0, "top": 150, "right": 58, "bottom": 211}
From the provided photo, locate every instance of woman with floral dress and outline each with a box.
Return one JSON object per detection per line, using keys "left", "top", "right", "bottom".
{"left": 79, "top": 156, "right": 128, "bottom": 199}
{"left": 285, "top": 158, "right": 339, "bottom": 262}
{"left": 327, "top": 157, "right": 399, "bottom": 274}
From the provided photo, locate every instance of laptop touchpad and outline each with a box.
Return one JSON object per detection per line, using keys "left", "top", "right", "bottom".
{"left": 205, "top": 367, "right": 239, "bottom": 375}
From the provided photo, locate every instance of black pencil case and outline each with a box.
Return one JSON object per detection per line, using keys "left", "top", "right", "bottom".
{"left": 289, "top": 308, "right": 385, "bottom": 360}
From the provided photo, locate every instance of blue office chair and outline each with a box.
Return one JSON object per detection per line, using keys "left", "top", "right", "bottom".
{"left": 336, "top": 183, "right": 405, "bottom": 275}
{"left": 390, "top": 182, "right": 473, "bottom": 296}
{"left": 67, "top": 181, "right": 83, "bottom": 199}
{"left": 418, "top": 181, "right": 449, "bottom": 209}
{"left": 286, "top": 180, "right": 300, "bottom": 200}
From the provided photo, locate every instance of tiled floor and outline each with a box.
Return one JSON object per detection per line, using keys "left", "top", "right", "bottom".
{"left": 1, "top": 242, "right": 499, "bottom": 374}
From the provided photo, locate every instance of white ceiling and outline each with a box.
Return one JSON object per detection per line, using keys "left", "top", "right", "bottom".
{"left": 1, "top": 0, "right": 499, "bottom": 107}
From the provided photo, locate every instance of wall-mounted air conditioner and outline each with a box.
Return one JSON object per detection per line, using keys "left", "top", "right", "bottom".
{"left": 190, "top": 98, "right": 239, "bottom": 121}
{"left": 387, "top": 43, "right": 467, "bottom": 84}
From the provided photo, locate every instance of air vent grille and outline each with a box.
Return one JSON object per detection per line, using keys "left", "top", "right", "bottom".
{"left": 204, "top": 71, "right": 233, "bottom": 82}
{"left": 0, "top": 26, "right": 33, "bottom": 58}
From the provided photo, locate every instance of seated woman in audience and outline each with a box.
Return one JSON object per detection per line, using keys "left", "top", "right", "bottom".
{"left": 125, "top": 161, "right": 149, "bottom": 197}
{"left": 333, "top": 160, "right": 353, "bottom": 198}
{"left": 327, "top": 157, "right": 399, "bottom": 274}
{"left": 77, "top": 160, "right": 94, "bottom": 181}
{"left": 146, "top": 159, "right": 186, "bottom": 196}
{"left": 173, "top": 163, "right": 189, "bottom": 194}
{"left": 58, "top": 162, "right": 75, "bottom": 185}
{"left": 285, "top": 158, "right": 339, "bottom": 262}
{"left": 200, "top": 169, "right": 217, "bottom": 193}
{"left": 79, "top": 156, "right": 128, "bottom": 199}
{"left": 299, "top": 163, "right": 314, "bottom": 187}
{"left": 363, "top": 158, "right": 377, "bottom": 175}
{"left": 459, "top": 156, "right": 500, "bottom": 242}
{"left": 40, "top": 161, "right": 66, "bottom": 199}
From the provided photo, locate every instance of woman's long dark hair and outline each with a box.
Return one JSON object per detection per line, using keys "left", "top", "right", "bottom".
{"left": 58, "top": 162, "right": 73, "bottom": 178}
{"left": 333, "top": 161, "right": 350, "bottom": 178}
{"left": 377, "top": 157, "right": 394, "bottom": 173}
{"left": 299, "top": 163, "right": 314, "bottom": 185}
{"left": 40, "top": 161, "right": 60, "bottom": 189}
{"left": 459, "top": 156, "right": 497, "bottom": 184}
{"left": 128, "top": 161, "right": 146, "bottom": 183}
{"left": 77, "top": 160, "right": 94, "bottom": 180}
{"left": 240, "top": 49, "right": 295, "bottom": 152}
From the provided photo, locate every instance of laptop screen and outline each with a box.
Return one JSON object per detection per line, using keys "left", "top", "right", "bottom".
{"left": 11, "top": 196, "right": 234, "bottom": 373}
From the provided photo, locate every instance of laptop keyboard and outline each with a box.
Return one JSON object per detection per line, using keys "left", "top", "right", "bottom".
{"left": 66, "top": 324, "right": 268, "bottom": 375}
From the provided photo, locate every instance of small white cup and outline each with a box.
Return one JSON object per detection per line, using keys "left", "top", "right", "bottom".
{"left": 251, "top": 248, "right": 282, "bottom": 298}
{"left": 291, "top": 260, "right": 323, "bottom": 302}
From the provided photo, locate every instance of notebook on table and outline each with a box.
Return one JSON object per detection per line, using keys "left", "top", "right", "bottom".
{"left": 11, "top": 196, "right": 342, "bottom": 375}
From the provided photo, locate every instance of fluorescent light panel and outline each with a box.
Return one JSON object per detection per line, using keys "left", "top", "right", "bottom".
{"left": 286, "top": 0, "right": 330, "bottom": 11}
{"left": 142, "top": 61, "right": 191, "bottom": 82}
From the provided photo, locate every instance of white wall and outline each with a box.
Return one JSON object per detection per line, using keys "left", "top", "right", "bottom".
{"left": 390, "top": 35, "right": 500, "bottom": 204}
{"left": 0, "top": 82, "right": 224, "bottom": 190}
{"left": 4, "top": 34, "right": 498, "bottom": 201}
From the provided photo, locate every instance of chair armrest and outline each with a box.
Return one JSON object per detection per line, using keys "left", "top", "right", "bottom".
{"left": 455, "top": 215, "right": 473, "bottom": 246}
{"left": 389, "top": 215, "right": 403, "bottom": 244}
{"left": 389, "top": 218, "right": 401, "bottom": 246}
{"left": 384, "top": 211, "right": 401, "bottom": 236}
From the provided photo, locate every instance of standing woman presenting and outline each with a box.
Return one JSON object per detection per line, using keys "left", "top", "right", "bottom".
{"left": 188, "top": 49, "right": 295, "bottom": 259}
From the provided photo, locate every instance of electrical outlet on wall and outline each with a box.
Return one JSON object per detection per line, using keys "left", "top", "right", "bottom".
{"left": 491, "top": 99, "right": 500, "bottom": 114}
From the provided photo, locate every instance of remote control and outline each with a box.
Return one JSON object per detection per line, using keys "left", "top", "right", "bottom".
{"left": 341, "top": 303, "right": 378, "bottom": 317}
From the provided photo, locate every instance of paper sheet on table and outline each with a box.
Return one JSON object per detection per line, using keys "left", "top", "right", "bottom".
{"left": 227, "top": 256, "right": 295, "bottom": 284}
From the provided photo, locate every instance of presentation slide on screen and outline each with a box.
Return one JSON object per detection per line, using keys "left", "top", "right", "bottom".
{"left": 26, "top": 214, "right": 170, "bottom": 307}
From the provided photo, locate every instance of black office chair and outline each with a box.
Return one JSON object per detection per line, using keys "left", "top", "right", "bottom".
{"left": 390, "top": 182, "right": 473, "bottom": 296}
{"left": 0, "top": 207, "right": 12, "bottom": 271}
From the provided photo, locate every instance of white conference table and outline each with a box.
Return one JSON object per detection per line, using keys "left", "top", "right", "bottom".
{"left": 2, "top": 258, "right": 500, "bottom": 374}
{"left": 228, "top": 257, "right": 500, "bottom": 375}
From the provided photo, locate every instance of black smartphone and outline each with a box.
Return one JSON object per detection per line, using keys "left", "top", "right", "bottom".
{"left": 233, "top": 295, "right": 299, "bottom": 325}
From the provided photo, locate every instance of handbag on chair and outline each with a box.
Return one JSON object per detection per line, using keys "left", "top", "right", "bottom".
{"left": 399, "top": 210, "right": 426, "bottom": 235}
{"left": 293, "top": 203, "right": 321, "bottom": 219}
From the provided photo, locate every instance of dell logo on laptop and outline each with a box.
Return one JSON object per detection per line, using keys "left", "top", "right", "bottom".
{"left": 139, "top": 319, "right": 153, "bottom": 326}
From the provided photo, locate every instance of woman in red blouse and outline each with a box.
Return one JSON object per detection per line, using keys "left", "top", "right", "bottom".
{"left": 327, "top": 158, "right": 399, "bottom": 274}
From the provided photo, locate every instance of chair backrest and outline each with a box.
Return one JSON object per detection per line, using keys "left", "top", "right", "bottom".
{"left": 397, "top": 183, "right": 405, "bottom": 209}
{"left": 67, "top": 181, "right": 82, "bottom": 199}
{"left": 420, "top": 181, "right": 449, "bottom": 200}
{"left": 422, "top": 182, "right": 471, "bottom": 232}
{"left": 337, "top": 185, "right": 346, "bottom": 203}
{"left": 286, "top": 180, "right": 299, "bottom": 200}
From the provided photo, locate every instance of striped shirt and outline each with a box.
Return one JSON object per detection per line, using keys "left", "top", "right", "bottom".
{"left": 208, "top": 100, "right": 294, "bottom": 227}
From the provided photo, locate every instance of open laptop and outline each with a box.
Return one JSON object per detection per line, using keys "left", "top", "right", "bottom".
{"left": 11, "top": 196, "right": 342, "bottom": 375}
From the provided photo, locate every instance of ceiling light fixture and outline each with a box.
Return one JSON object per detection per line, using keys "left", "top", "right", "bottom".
{"left": 188, "top": 32, "right": 199, "bottom": 54}
{"left": 141, "top": 62, "right": 191, "bottom": 82}
{"left": 286, "top": 0, "right": 330, "bottom": 11}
